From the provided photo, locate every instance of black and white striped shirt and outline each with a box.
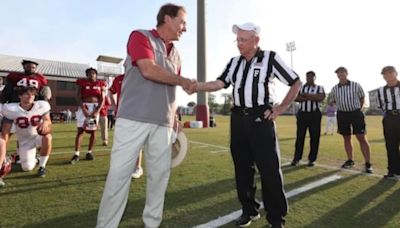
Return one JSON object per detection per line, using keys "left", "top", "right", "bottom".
{"left": 217, "top": 49, "right": 299, "bottom": 108}
{"left": 330, "top": 80, "right": 365, "bottom": 112}
{"left": 298, "top": 84, "right": 325, "bottom": 112}
{"left": 377, "top": 81, "right": 400, "bottom": 111}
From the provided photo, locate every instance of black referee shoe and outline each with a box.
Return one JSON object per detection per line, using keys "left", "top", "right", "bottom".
{"left": 341, "top": 159, "right": 354, "bottom": 169}
{"left": 365, "top": 162, "right": 373, "bottom": 173}
{"left": 235, "top": 213, "right": 261, "bottom": 227}
{"left": 290, "top": 160, "right": 299, "bottom": 166}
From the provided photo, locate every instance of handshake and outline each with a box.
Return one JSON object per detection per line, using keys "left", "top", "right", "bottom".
{"left": 180, "top": 77, "right": 199, "bottom": 95}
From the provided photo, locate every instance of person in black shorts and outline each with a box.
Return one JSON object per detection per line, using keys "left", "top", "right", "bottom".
{"left": 329, "top": 67, "right": 372, "bottom": 173}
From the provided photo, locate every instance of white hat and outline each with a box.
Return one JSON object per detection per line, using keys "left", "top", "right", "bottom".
{"left": 232, "top": 22, "right": 260, "bottom": 35}
{"left": 171, "top": 131, "right": 188, "bottom": 168}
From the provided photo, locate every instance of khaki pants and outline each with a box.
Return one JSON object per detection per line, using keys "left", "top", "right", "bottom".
{"left": 99, "top": 116, "right": 108, "bottom": 142}
{"left": 96, "top": 118, "right": 173, "bottom": 228}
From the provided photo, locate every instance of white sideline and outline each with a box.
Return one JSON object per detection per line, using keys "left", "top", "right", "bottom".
{"left": 193, "top": 174, "right": 342, "bottom": 228}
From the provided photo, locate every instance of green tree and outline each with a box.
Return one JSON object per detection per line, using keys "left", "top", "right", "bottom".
{"left": 220, "top": 93, "right": 233, "bottom": 115}
{"left": 208, "top": 93, "right": 220, "bottom": 114}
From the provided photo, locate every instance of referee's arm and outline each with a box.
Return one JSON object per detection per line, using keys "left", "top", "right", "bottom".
{"left": 359, "top": 97, "right": 365, "bottom": 109}
{"left": 266, "top": 80, "right": 302, "bottom": 120}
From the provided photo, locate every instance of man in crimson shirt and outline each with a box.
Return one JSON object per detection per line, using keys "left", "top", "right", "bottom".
{"left": 70, "top": 68, "right": 105, "bottom": 164}
{"left": 108, "top": 74, "right": 124, "bottom": 115}
{"left": 1, "top": 60, "right": 51, "bottom": 103}
{"left": 96, "top": 3, "right": 195, "bottom": 228}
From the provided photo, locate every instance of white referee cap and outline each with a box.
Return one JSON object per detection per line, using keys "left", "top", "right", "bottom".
{"left": 232, "top": 22, "right": 260, "bottom": 35}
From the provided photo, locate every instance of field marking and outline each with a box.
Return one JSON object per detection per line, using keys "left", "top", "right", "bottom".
{"left": 189, "top": 140, "right": 385, "bottom": 179}
{"left": 211, "top": 149, "right": 229, "bottom": 154}
{"left": 193, "top": 174, "right": 342, "bottom": 228}
{"left": 50, "top": 148, "right": 111, "bottom": 155}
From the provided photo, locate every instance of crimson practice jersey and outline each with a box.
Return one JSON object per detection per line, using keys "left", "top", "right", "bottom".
{"left": 109, "top": 74, "right": 124, "bottom": 111}
{"left": 2, "top": 72, "right": 48, "bottom": 103}
{"left": 2, "top": 101, "right": 51, "bottom": 143}
{"left": 6, "top": 72, "right": 48, "bottom": 90}
{"left": 76, "top": 79, "right": 106, "bottom": 99}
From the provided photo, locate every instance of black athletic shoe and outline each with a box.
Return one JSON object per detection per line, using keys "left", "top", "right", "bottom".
{"left": 85, "top": 153, "right": 94, "bottom": 160}
{"left": 307, "top": 161, "right": 315, "bottom": 167}
{"left": 383, "top": 173, "right": 400, "bottom": 180}
{"left": 70, "top": 155, "right": 79, "bottom": 164}
{"left": 235, "top": 213, "right": 260, "bottom": 227}
{"left": 290, "top": 160, "right": 299, "bottom": 166}
{"left": 341, "top": 159, "right": 354, "bottom": 169}
{"left": 365, "top": 162, "right": 373, "bottom": 173}
{"left": 38, "top": 167, "right": 46, "bottom": 177}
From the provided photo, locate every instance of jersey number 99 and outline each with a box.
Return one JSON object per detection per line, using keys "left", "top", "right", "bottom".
{"left": 15, "top": 115, "right": 42, "bottom": 128}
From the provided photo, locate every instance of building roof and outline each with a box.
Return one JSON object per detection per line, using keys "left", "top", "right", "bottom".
{"left": 0, "top": 54, "right": 90, "bottom": 79}
{"left": 96, "top": 55, "right": 123, "bottom": 64}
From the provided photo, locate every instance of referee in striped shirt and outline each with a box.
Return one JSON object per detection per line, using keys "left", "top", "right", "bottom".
{"left": 191, "top": 22, "right": 301, "bottom": 228}
{"left": 329, "top": 66, "right": 372, "bottom": 173}
{"left": 291, "top": 71, "right": 325, "bottom": 167}
{"left": 377, "top": 66, "right": 400, "bottom": 179}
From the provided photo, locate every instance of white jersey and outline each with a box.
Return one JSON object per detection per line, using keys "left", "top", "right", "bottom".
{"left": 2, "top": 100, "right": 51, "bottom": 142}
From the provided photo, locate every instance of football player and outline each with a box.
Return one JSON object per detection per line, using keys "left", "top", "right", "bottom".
{"left": 0, "top": 86, "right": 52, "bottom": 177}
{"left": 0, "top": 59, "right": 52, "bottom": 165}
{"left": 71, "top": 67, "right": 105, "bottom": 164}
{"left": 0, "top": 144, "right": 12, "bottom": 187}
{"left": 0, "top": 59, "right": 51, "bottom": 103}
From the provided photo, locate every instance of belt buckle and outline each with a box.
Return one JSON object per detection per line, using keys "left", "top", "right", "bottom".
{"left": 392, "top": 110, "right": 399, "bottom": 115}
{"left": 242, "top": 108, "right": 250, "bottom": 115}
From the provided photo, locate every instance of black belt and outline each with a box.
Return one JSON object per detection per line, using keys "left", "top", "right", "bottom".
{"left": 232, "top": 105, "right": 271, "bottom": 116}
{"left": 386, "top": 110, "right": 400, "bottom": 116}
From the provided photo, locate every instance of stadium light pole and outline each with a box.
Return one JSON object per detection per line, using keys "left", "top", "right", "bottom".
{"left": 286, "top": 41, "right": 296, "bottom": 69}
{"left": 196, "top": 0, "right": 209, "bottom": 127}
{"left": 286, "top": 41, "right": 296, "bottom": 115}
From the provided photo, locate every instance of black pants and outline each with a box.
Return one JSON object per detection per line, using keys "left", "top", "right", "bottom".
{"left": 293, "top": 111, "right": 322, "bottom": 162}
{"left": 383, "top": 114, "right": 400, "bottom": 174}
{"left": 230, "top": 107, "right": 287, "bottom": 225}
{"left": 108, "top": 114, "right": 114, "bottom": 129}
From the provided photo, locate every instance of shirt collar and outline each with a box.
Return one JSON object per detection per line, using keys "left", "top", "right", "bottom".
{"left": 338, "top": 80, "right": 351, "bottom": 87}
{"left": 150, "top": 28, "right": 174, "bottom": 52}
{"left": 240, "top": 47, "right": 264, "bottom": 63}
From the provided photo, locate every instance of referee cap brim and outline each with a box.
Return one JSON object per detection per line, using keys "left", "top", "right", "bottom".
{"left": 232, "top": 22, "right": 260, "bottom": 35}
{"left": 381, "top": 66, "right": 397, "bottom": 75}
{"left": 335, "top": 66, "right": 348, "bottom": 73}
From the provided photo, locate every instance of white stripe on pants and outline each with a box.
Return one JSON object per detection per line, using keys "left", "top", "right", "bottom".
{"left": 96, "top": 118, "right": 173, "bottom": 228}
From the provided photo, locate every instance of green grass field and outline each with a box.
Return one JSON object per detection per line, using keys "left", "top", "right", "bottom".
{"left": 1, "top": 115, "right": 400, "bottom": 228}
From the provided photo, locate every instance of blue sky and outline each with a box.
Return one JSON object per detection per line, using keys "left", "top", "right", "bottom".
{"left": 2, "top": 0, "right": 400, "bottom": 106}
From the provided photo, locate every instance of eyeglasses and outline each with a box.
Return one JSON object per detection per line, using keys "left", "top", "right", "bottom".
{"left": 234, "top": 37, "right": 252, "bottom": 43}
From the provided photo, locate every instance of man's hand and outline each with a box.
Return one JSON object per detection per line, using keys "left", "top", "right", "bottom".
{"left": 173, "top": 119, "right": 183, "bottom": 133}
{"left": 264, "top": 104, "right": 289, "bottom": 121}
{"left": 181, "top": 78, "right": 197, "bottom": 95}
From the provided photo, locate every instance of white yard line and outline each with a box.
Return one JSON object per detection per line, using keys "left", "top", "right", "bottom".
{"left": 193, "top": 174, "right": 342, "bottom": 228}
{"left": 50, "top": 148, "right": 111, "bottom": 155}
{"left": 189, "top": 140, "right": 384, "bottom": 178}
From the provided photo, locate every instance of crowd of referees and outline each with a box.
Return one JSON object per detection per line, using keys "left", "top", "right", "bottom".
{"left": 291, "top": 65, "right": 400, "bottom": 180}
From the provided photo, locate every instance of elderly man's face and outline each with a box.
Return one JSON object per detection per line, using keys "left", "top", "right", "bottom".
{"left": 236, "top": 30, "right": 259, "bottom": 57}
{"left": 23, "top": 63, "right": 37, "bottom": 74}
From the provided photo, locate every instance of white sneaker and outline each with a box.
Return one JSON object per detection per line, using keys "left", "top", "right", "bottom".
{"left": 0, "top": 178, "right": 5, "bottom": 187}
{"left": 132, "top": 167, "right": 143, "bottom": 179}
